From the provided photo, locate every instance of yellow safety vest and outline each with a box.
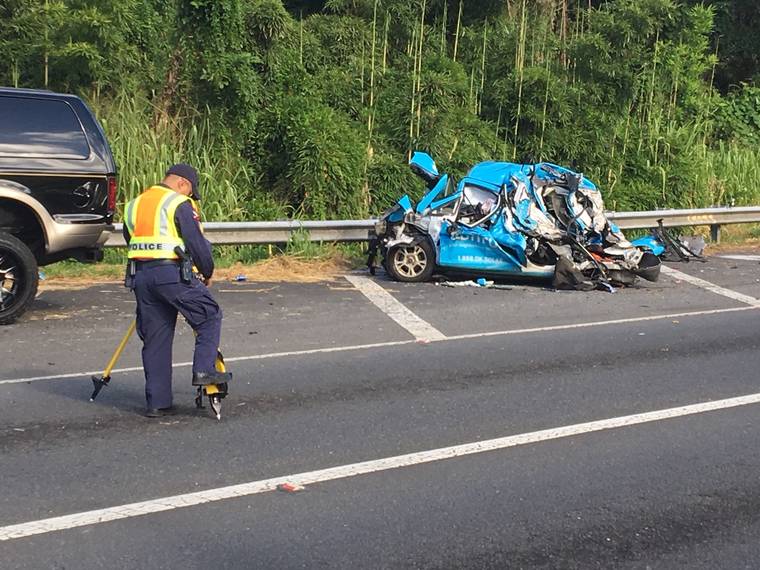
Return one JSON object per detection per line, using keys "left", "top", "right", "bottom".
{"left": 124, "top": 185, "right": 192, "bottom": 260}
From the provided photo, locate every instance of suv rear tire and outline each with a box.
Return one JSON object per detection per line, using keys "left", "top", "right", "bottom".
{"left": 0, "top": 231, "right": 38, "bottom": 325}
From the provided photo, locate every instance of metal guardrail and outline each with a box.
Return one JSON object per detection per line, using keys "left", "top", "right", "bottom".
{"left": 106, "top": 206, "right": 760, "bottom": 247}
{"left": 608, "top": 206, "right": 760, "bottom": 231}
{"left": 105, "top": 220, "right": 375, "bottom": 247}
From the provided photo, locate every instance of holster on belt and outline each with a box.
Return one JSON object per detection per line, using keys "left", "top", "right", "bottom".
{"left": 124, "top": 260, "right": 136, "bottom": 290}
{"left": 174, "top": 246, "right": 193, "bottom": 284}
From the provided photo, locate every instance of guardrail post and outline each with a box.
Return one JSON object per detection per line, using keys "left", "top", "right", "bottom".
{"left": 710, "top": 224, "right": 721, "bottom": 243}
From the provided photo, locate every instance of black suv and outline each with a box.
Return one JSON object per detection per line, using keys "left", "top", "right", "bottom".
{"left": 0, "top": 88, "right": 116, "bottom": 324}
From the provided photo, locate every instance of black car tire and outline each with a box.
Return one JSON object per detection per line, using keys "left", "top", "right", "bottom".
{"left": 0, "top": 231, "right": 39, "bottom": 325}
{"left": 386, "top": 239, "right": 435, "bottom": 282}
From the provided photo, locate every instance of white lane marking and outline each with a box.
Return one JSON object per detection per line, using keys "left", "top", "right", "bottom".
{"left": 3, "top": 390, "right": 760, "bottom": 541}
{"left": 719, "top": 255, "right": 760, "bottom": 261}
{"left": 0, "top": 306, "right": 755, "bottom": 386}
{"left": 443, "top": 305, "right": 753, "bottom": 341}
{"left": 661, "top": 265, "right": 760, "bottom": 307}
{"left": 344, "top": 275, "right": 446, "bottom": 341}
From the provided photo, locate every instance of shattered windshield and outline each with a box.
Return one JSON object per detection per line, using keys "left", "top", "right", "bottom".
{"left": 458, "top": 184, "right": 499, "bottom": 226}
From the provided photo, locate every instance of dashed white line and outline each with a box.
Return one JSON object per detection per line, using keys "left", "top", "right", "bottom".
{"left": 0, "top": 305, "right": 755, "bottom": 386}
{"left": 2, "top": 390, "right": 760, "bottom": 542}
{"left": 661, "top": 265, "right": 760, "bottom": 307}
{"left": 344, "top": 275, "right": 446, "bottom": 341}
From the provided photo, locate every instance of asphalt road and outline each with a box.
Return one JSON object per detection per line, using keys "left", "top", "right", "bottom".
{"left": 1, "top": 256, "right": 760, "bottom": 569}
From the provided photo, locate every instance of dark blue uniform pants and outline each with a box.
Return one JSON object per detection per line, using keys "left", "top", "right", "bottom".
{"left": 133, "top": 263, "right": 222, "bottom": 409}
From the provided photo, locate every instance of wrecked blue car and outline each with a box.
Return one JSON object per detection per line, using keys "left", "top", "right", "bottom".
{"left": 368, "top": 152, "right": 661, "bottom": 289}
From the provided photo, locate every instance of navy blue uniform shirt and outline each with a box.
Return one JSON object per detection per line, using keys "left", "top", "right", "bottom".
{"left": 123, "top": 193, "right": 214, "bottom": 279}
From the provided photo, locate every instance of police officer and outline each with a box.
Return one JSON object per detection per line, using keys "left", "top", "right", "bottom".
{"left": 123, "top": 163, "right": 231, "bottom": 417}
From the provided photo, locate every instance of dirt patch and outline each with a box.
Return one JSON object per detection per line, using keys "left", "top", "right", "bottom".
{"left": 38, "top": 254, "right": 360, "bottom": 290}
{"left": 215, "top": 254, "right": 357, "bottom": 283}
{"left": 22, "top": 308, "right": 89, "bottom": 321}
{"left": 39, "top": 278, "right": 122, "bottom": 291}
{"left": 703, "top": 241, "right": 760, "bottom": 255}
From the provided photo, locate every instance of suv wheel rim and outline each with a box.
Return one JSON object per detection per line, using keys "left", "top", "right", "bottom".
{"left": 0, "top": 252, "right": 22, "bottom": 312}
{"left": 392, "top": 245, "right": 427, "bottom": 278}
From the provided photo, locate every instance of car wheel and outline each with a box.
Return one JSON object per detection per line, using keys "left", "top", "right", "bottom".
{"left": 386, "top": 240, "right": 435, "bottom": 282}
{"left": 0, "top": 231, "right": 39, "bottom": 325}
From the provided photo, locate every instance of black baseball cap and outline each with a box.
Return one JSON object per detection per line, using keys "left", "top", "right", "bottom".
{"left": 166, "top": 163, "right": 200, "bottom": 200}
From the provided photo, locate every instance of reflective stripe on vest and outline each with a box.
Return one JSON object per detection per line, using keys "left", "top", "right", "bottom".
{"left": 124, "top": 186, "right": 191, "bottom": 260}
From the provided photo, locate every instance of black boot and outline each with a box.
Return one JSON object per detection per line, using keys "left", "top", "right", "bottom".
{"left": 145, "top": 406, "right": 177, "bottom": 418}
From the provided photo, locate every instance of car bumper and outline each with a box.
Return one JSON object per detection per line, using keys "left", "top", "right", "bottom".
{"left": 47, "top": 221, "right": 113, "bottom": 255}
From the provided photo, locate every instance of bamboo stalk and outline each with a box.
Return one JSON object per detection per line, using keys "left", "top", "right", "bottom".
{"left": 560, "top": 0, "right": 568, "bottom": 68}
{"left": 408, "top": 26, "right": 418, "bottom": 158}
{"left": 299, "top": 10, "right": 304, "bottom": 65}
{"left": 369, "top": 0, "right": 378, "bottom": 118}
{"left": 702, "top": 37, "right": 720, "bottom": 153}
{"left": 365, "top": 0, "right": 379, "bottom": 215}
{"left": 478, "top": 20, "right": 488, "bottom": 115}
{"left": 572, "top": 0, "right": 581, "bottom": 84}
{"left": 361, "top": 38, "right": 366, "bottom": 105}
{"left": 415, "top": 0, "right": 426, "bottom": 140}
{"left": 668, "top": 65, "right": 679, "bottom": 125}
{"left": 503, "top": 112, "right": 510, "bottom": 161}
{"left": 469, "top": 66, "right": 476, "bottom": 110}
{"left": 440, "top": 0, "right": 447, "bottom": 56}
{"left": 646, "top": 29, "right": 660, "bottom": 149}
{"left": 383, "top": 12, "right": 389, "bottom": 72}
{"left": 512, "top": 0, "right": 528, "bottom": 160}
{"left": 453, "top": 0, "right": 463, "bottom": 62}
{"left": 538, "top": 39, "right": 552, "bottom": 159}
{"left": 621, "top": 98, "right": 633, "bottom": 167}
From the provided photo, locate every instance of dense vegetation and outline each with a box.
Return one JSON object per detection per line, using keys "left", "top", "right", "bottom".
{"left": 2, "top": 0, "right": 759, "bottom": 220}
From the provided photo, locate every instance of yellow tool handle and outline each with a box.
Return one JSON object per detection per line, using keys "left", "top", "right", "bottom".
{"left": 103, "top": 320, "right": 137, "bottom": 377}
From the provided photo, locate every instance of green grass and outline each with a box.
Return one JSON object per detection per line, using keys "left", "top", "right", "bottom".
{"left": 90, "top": 95, "right": 289, "bottom": 223}
{"left": 700, "top": 142, "right": 760, "bottom": 207}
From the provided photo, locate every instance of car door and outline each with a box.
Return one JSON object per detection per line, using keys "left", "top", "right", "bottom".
{"left": 437, "top": 183, "right": 524, "bottom": 273}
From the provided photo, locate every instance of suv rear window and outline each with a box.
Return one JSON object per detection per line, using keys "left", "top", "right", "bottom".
{"left": 0, "top": 96, "right": 90, "bottom": 159}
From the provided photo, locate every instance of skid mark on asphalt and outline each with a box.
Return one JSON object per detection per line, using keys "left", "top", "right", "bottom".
{"left": 0, "top": 305, "right": 756, "bottom": 386}
{"left": 344, "top": 275, "right": 446, "bottom": 341}
{"left": 661, "top": 265, "right": 760, "bottom": 307}
{"left": 3, "top": 390, "right": 760, "bottom": 541}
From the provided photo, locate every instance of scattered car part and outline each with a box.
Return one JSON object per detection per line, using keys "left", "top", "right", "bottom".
{"left": 632, "top": 219, "right": 707, "bottom": 263}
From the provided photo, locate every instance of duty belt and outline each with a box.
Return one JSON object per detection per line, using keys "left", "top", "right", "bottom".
{"left": 134, "top": 259, "right": 180, "bottom": 269}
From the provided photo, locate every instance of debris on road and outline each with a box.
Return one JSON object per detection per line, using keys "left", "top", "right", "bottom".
{"left": 632, "top": 219, "right": 707, "bottom": 262}
{"left": 277, "top": 482, "right": 305, "bottom": 493}
{"left": 437, "top": 279, "right": 513, "bottom": 290}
